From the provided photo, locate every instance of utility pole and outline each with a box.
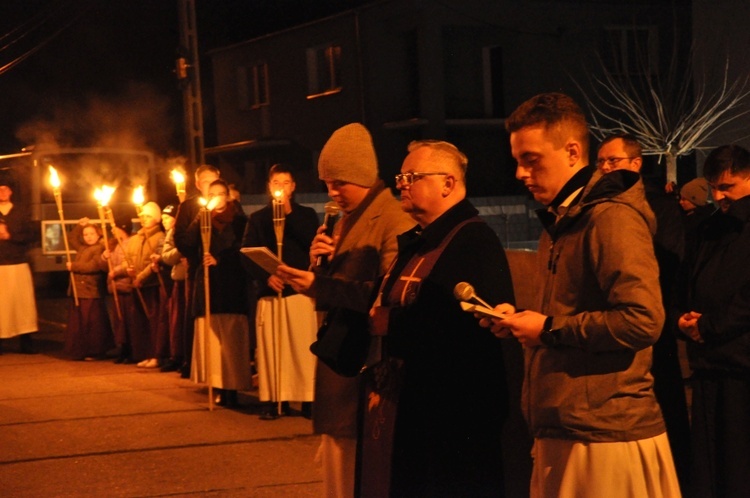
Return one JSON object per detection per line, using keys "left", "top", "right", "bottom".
{"left": 177, "top": 0, "right": 205, "bottom": 167}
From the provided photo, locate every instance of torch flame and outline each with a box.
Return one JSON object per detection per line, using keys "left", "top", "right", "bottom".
{"left": 206, "top": 195, "right": 221, "bottom": 211}
{"left": 273, "top": 189, "right": 284, "bottom": 201}
{"left": 94, "top": 185, "right": 116, "bottom": 206}
{"left": 48, "top": 165, "right": 61, "bottom": 189}
{"left": 199, "top": 197, "right": 207, "bottom": 207}
{"left": 132, "top": 185, "right": 145, "bottom": 206}
{"left": 170, "top": 169, "right": 186, "bottom": 184}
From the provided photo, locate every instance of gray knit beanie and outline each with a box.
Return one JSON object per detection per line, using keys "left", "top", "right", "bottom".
{"left": 680, "top": 178, "right": 709, "bottom": 207}
{"left": 318, "top": 123, "right": 378, "bottom": 187}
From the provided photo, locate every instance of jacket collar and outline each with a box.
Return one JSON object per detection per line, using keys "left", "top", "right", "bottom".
{"left": 397, "top": 198, "right": 477, "bottom": 254}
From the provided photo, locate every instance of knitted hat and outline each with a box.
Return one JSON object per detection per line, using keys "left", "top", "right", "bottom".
{"left": 162, "top": 204, "right": 177, "bottom": 217}
{"left": 680, "top": 178, "right": 709, "bottom": 207}
{"left": 318, "top": 123, "right": 378, "bottom": 187}
{"left": 0, "top": 168, "right": 16, "bottom": 189}
{"left": 141, "top": 201, "right": 161, "bottom": 219}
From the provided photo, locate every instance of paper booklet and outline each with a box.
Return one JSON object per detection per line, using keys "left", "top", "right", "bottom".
{"left": 240, "top": 247, "right": 285, "bottom": 275}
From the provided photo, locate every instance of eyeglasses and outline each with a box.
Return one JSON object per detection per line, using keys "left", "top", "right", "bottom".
{"left": 394, "top": 172, "right": 449, "bottom": 186}
{"left": 596, "top": 157, "right": 634, "bottom": 168}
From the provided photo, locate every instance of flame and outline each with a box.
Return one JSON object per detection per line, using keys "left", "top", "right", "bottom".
{"left": 48, "top": 165, "right": 61, "bottom": 189}
{"left": 132, "top": 185, "right": 145, "bottom": 206}
{"left": 94, "top": 185, "right": 116, "bottom": 206}
{"left": 170, "top": 169, "right": 186, "bottom": 185}
{"left": 273, "top": 189, "right": 284, "bottom": 201}
{"left": 199, "top": 197, "right": 207, "bottom": 207}
{"left": 206, "top": 195, "right": 221, "bottom": 211}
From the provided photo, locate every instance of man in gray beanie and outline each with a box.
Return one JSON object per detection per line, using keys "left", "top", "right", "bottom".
{"left": 278, "top": 122, "right": 413, "bottom": 498}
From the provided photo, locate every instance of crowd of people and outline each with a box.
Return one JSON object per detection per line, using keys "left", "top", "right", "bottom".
{"left": 1, "top": 92, "right": 748, "bottom": 497}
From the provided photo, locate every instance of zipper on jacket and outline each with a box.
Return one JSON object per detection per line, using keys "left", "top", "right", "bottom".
{"left": 547, "top": 240, "right": 560, "bottom": 274}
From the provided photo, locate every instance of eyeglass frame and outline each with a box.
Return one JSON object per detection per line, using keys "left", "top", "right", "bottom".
{"left": 596, "top": 156, "right": 635, "bottom": 168}
{"left": 394, "top": 171, "right": 449, "bottom": 186}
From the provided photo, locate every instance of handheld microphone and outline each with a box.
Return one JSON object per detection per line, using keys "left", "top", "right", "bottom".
{"left": 453, "top": 281, "right": 493, "bottom": 309}
{"left": 316, "top": 201, "right": 341, "bottom": 267}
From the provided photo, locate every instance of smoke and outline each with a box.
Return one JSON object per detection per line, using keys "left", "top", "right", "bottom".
{"left": 15, "top": 81, "right": 175, "bottom": 153}
{"left": 14, "top": 81, "right": 181, "bottom": 203}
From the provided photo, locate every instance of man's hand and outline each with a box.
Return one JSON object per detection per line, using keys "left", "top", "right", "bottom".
{"left": 267, "top": 274, "right": 285, "bottom": 293}
{"left": 480, "top": 309, "right": 547, "bottom": 346}
{"left": 308, "top": 224, "right": 337, "bottom": 266}
{"left": 276, "top": 264, "right": 315, "bottom": 296}
{"left": 678, "top": 311, "right": 704, "bottom": 343}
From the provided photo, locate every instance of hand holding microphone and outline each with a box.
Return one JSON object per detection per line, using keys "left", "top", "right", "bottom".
{"left": 315, "top": 201, "right": 341, "bottom": 267}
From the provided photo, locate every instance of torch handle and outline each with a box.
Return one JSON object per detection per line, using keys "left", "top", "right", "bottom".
{"left": 54, "top": 191, "right": 79, "bottom": 306}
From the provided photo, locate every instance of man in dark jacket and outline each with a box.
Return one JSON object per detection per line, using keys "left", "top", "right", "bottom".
{"left": 484, "top": 93, "right": 680, "bottom": 497}
{"left": 678, "top": 144, "right": 750, "bottom": 498}
{"left": 597, "top": 134, "right": 691, "bottom": 491}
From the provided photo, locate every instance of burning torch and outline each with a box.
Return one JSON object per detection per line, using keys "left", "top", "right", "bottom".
{"left": 171, "top": 168, "right": 186, "bottom": 204}
{"left": 48, "top": 166, "right": 78, "bottom": 306}
{"left": 199, "top": 194, "right": 221, "bottom": 411}
{"left": 94, "top": 185, "right": 121, "bottom": 320}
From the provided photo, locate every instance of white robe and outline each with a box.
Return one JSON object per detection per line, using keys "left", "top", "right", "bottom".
{"left": 255, "top": 294, "right": 318, "bottom": 402}
{"left": 191, "top": 314, "right": 252, "bottom": 391}
{"left": 0, "top": 263, "right": 38, "bottom": 338}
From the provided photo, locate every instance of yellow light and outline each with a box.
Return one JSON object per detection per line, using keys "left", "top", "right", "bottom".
{"left": 132, "top": 185, "right": 145, "bottom": 206}
{"left": 48, "top": 165, "right": 61, "bottom": 189}
{"left": 273, "top": 189, "right": 283, "bottom": 201}
{"left": 94, "top": 185, "right": 116, "bottom": 206}
{"left": 206, "top": 196, "right": 221, "bottom": 211}
{"left": 199, "top": 197, "right": 207, "bottom": 207}
{"left": 170, "top": 169, "right": 185, "bottom": 185}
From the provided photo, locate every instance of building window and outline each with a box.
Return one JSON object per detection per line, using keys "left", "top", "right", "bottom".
{"left": 306, "top": 44, "right": 342, "bottom": 98}
{"left": 237, "top": 63, "right": 269, "bottom": 109}
{"left": 602, "top": 26, "right": 659, "bottom": 77}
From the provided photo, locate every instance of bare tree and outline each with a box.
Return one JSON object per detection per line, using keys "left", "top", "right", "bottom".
{"left": 577, "top": 48, "right": 750, "bottom": 185}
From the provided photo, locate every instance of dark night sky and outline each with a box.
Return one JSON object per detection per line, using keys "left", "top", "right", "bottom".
{"left": 0, "top": 0, "right": 373, "bottom": 154}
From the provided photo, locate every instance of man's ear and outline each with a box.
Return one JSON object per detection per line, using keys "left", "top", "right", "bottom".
{"left": 566, "top": 141, "right": 582, "bottom": 166}
{"left": 442, "top": 175, "right": 457, "bottom": 197}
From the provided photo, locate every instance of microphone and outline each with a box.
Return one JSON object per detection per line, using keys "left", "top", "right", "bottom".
{"left": 316, "top": 201, "right": 341, "bottom": 267}
{"left": 453, "top": 281, "right": 493, "bottom": 309}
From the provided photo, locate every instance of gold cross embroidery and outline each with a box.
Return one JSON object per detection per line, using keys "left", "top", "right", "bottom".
{"left": 398, "top": 257, "right": 426, "bottom": 305}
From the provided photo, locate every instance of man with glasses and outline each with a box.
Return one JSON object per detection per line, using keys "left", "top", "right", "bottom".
{"left": 597, "top": 134, "right": 691, "bottom": 490}
{"left": 482, "top": 93, "right": 680, "bottom": 497}
{"left": 677, "top": 144, "right": 750, "bottom": 498}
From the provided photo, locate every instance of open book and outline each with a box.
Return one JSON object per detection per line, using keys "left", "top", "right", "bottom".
{"left": 240, "top": 247, "right": 285, "bottom": 275}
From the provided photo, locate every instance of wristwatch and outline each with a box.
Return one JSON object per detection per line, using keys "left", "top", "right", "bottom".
{"left": 539, "top": 316, "right": 560, "bottom": 347}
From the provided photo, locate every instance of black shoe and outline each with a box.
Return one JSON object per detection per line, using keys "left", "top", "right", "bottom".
{"left": 180, "top": 363, "right": 191, "bottom": 379}
{"left": 214, "top": 389, "right": 226, "bottom": 406}
{"left": 301, "top": 402, "right": 313, "bottom": 419}
{"left": 19, "top": 334, "right": 37, "bottom": 354}
{"left": 159, "top": 359, "right": 180, "bottom": 372}
{"left": 259, "top": 404, "right": 279, "bottom": 420}
{"left": 225, "top": 390, "right": 239, "bottom": 408}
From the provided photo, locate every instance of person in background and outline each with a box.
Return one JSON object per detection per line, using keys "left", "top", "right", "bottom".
{"left": 242, "top": 164, "right": 319, "bottom": 420}
{"left": 276, "top": 123, "right": 413, "bottom": 498}
{"left": 157, "top": 204, "right": 188, "bottom": 373}
{"left": 677, "top": 144, "right": 750, "bottom": 498}
{"left": 174, "top": 164, "right": 221, "bottom": 378}
{"left": 184, "top": 179, "right": 252, "bottom": 408}
{"left": 596, "top": 133, "right": 691, "bottom": 491}
{"left": 0, "top": 169, "right": 38, "bottom": 355}
{"left": 678, "top": 177, "right": 715, "bottom": 252}
{"left": 104, "top": 213, "right": 134, "bottom": 363}
{"left": 483, "top": 93, "right": 680, "bottom": 497}
{"left": 123, "top": 201, "right": 164, "bottom": 367}
{"left": 64, "top": 218, "right": 112, "bottom": 360}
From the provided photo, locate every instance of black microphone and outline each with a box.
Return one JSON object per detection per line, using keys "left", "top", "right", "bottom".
{"left": 316, "top": 201, "right": 341, "bottom": 267}
{"left": 453, "top": 281, "right": 493, "bottom": 309}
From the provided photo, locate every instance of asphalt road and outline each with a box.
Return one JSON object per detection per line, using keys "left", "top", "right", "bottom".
{"left": 0, "top": 295, "right": 322, "bottom": 497}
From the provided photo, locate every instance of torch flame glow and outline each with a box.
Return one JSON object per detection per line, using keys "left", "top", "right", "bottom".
{"left": 94, "top": 185, "right": 116, "bottom": 206}
{"left": 273, "top": 189, "right": 284, "bottom": 201}
{"left": 170, "top": 169, "right": 186, "bottom": 184}
{"left": 206, "top": 196, "right": 221, "bottom": 211}
{"left": 48, "top": 165, "right": 61, "bottom": 189}
{"left": 199, "top": 197, "right": 207, "bottom": 207}
{"left": 132, "top": 185, "right": 145, "bottom": 206}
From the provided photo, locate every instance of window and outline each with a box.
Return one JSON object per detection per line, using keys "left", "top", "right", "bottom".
{"left": 306, "top": 44, "right": 342, "bottom": 98}
{"left": 237, "top": 63, "right": 269, "bottom": 109}
{"left": 602, "top": 26, "right": 659, "bottom": 77}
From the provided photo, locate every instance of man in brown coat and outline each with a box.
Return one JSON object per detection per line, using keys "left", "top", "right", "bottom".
{"left": 278, "top": 123, "right": 413, "bottom": 498}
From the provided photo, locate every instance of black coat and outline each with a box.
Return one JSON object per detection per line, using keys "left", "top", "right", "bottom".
{"left": 182, "top": 203, "right": 249, "bottom": 317}
{"left": 242, "top": 201, "right": 319, "bottom": 298}
{"left": 685, "top": 195, "right": 750, "bottom": 373}
{"left": 371, "top": 199, "right": 515, "bottom": 497}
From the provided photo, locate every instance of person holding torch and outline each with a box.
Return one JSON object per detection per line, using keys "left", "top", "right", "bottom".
{"left": 184, "top": 179, "right": 252, "bottom": 408}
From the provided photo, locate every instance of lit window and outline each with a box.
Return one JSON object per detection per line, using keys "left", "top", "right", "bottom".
{"left": 306, "top": 44, "right": 342, "bottom": 98}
